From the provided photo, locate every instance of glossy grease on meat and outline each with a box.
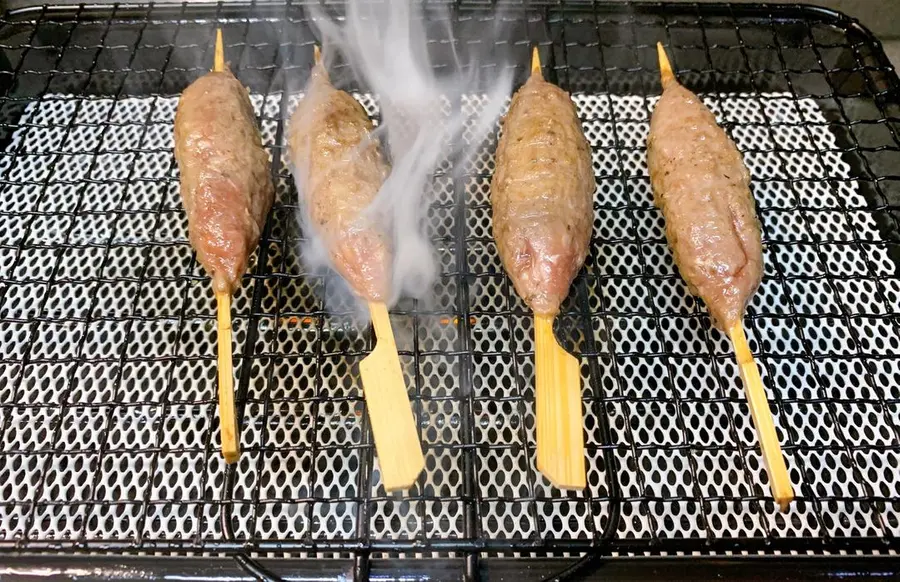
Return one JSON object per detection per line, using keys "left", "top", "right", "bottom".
{"left": 175, "top": 70, "right": 274, "bottom": 295}
{"left": 491, "top": 75, "right": 594, "bottom": 317}
{"left": 647, "top": 73, "right": 762, "bottom": 330}
{"left": 288, "top": 64, "right": 391, "bottom": 302}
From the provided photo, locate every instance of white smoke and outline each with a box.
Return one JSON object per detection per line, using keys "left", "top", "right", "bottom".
{"left": 296, "top": 0, "right": 514, "bottom": 312}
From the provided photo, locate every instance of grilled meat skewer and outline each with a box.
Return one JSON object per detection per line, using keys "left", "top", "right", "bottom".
{"left": 287, "top": 47, "right": 424, "bottom": 491}
{"left": 288, "top": 47, "right": 390, "bottom": 302}
{"left": 175, "top": 33, "right": 274, "bottom": 297}
{"left": 647, "top": 43, "right": 793, "bottom": 510}
{"left": 174, "top": 30, "right": 274, "bottom": 464}
{"left": 647, "top": 50, "right": 762, "bottom": 330}
{"left": 491, "top": 48, "right": 594, "bottom": 489}
{"left": 492, "top": 53, "right": 594, "bottom": 317}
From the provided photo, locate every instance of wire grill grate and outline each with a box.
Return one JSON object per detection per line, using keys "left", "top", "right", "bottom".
{"left": 0, "top": 0, "right": 898, "bottom": 567}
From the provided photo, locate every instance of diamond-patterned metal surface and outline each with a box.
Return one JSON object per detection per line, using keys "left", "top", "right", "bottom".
{"left": 0, "top": 1, "right": 897, "bottom": 564}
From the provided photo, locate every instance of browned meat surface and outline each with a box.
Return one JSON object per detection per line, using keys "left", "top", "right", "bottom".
{"left": 491, "top": 74, "right": 594, "bottom": 316}
{"left": 288, "top": 64, "right": 391, "bottom": 302}
{"left": 174, "top": 69, "right": 274, "bottom": 295}
{"left": 647, "top": 70, "right": 762, "bottom": 330}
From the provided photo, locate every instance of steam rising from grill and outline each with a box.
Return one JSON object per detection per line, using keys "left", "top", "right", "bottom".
{"left": 294, "top": 0, "right": 514, "bottom": 312}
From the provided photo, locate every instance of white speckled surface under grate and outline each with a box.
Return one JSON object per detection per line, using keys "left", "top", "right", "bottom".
{"left": 0, "top": 86, "right": 899, "bottom": 552}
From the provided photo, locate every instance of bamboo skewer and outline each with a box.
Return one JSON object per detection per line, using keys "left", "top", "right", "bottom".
{"left": 657, "top": 42, "right": 675, "bottom": 89}
{"left": 531, "top": 44, "right": 543, "bottom": 80}
{"left": 214, "top": 28, "right": 225, "bottom": 73}
{"left": 657, "top": 43, "right": 793, "bottom": 511}
{"left": 211, "top": 28, "right": 240, "bottom": 465}
{"left": 729, "top": 323, "right": 794, "bottom": 512}
{"left": 535, "top": 314, "right": 586, "bottom": 490}
{"left": 530, "top": 46, "right": 586, "bottom": 490}
{"left": 311, "top": 46, "right": 423, "bottom": 490}
{"left": 360, "top": 302, "right": 425, "bottom": 491}
{"left": 216, "top": 290, "right": 239, "bottom": 464}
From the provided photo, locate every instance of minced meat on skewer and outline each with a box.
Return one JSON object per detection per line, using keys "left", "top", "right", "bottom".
{"left": 647, "top": 43, "right": 793, "bottom": 511}
{"left": 647, "top": 48, "right": 762, "bottom": 331}
{"left": 491, "top": 53, "right": 594, "bottom": 318}
{"left": 491, "top": 48, "right": 594, "bottom": 490}
{"left": 286, "top": 47, "right": 423, "bottom": 491}
{"left": 287, "top": 48, "right": 391, "bottom": 302}
{"left": 174, "top": 30, "right": 274, "bottom": 464}
{"left": 174, "top": 36, "right": 273, "bottom": 297}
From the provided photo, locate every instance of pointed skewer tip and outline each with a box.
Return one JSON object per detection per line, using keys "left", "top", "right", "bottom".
{"left": 213, "top": 28, "right": 225, "bottom": 73}
{"left": 531, "top": 46, "right": 543, "bottom": 79}
{"left": 657, "top": 42, "right": 675, "bottom": 88}
{"left": 312, "top": 44, "right": 330, "bottom": 83}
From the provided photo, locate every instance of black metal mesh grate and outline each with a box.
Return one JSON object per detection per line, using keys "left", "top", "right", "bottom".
{"left": 0, "top": 0, "right": 899, "bottom": 568}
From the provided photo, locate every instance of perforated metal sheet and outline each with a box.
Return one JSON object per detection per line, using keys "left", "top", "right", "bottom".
{"left": 0, "top": 84, "right": 896, "bottom": 548}
{"left": 0, "top": 2, "right": 899, "bottom": 566}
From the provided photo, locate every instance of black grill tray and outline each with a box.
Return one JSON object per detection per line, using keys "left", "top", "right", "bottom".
{"left": 0, "top": 1, "right": 898, "bottom": 580}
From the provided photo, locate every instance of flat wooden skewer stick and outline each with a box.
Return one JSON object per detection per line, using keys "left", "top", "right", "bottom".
{"left": 360, "top": 302, "right": 425, "bottom": 491}
{"left": 530, "top": 46, "right": 586, "bottom": 490}
{"left": 211, "top": 29, "right": 240, "bottom": 465}
{"left": 657, "top": 42, "right": 793, "bottom": 510}
{"left": 729, "top": 323, "right": 794, "bottom": 512}
{"left": 309, "top": 46, "right": 423, "bottom": 490}
{"left": 535, "top": 315, "right": 586, "bottom": 490}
